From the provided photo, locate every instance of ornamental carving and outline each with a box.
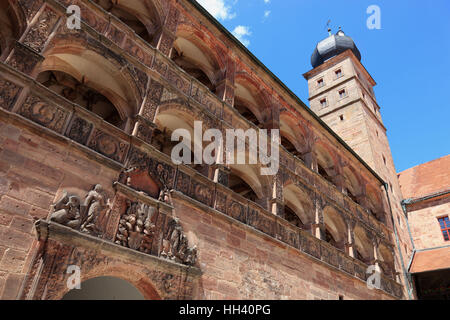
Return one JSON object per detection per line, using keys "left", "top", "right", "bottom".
{"left": 23, "top": 7, "right": 59, "bottom": 53}
{"left": 0, "top": 80, "right": 21, "bottom": 111}
{"left": 19, "top": 95, "right": 68, "bottom": 133}
{"left": 88, "top": 129, "right": 129, "bottom": 163}
{"left": 161, "top": 217, "right": 198, "bottom": 266}
{"left": 115, "top": 201, "right": 157, "bottom": 254}
{"left": 50, "top": 184, "right": 111, "bottom": 237}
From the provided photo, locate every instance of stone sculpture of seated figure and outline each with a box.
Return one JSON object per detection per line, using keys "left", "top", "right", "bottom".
{"left": 50, "top": 192, "right": 82, "bottom": 229}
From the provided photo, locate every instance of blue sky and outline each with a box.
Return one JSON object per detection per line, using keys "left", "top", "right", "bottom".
{"left": 196, "top": 0, "right": 450, "bottom": 172}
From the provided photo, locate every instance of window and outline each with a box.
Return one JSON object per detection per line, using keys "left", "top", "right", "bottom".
{"left": 383, "top": 155, "right": 386, "bottom": 165}
{"left": 438, "top": 216, "right": 450, "bottom": 241}
{"left": 339, "top": 295, "right": 344, "bottom": 301}
{"left": 320, "top": 98, "right": 327, "bottom": 108}
{"left": 339, "top": 89, "right": 347, "bottom": 99}
{"left": 335, "top": 69, "right": 343, "bottom": 79}
{"left": 317, "top": 78, "right": 324, "bottom": 88}
{"left": 339, "top": 115, "right": 344, "bottom": 121}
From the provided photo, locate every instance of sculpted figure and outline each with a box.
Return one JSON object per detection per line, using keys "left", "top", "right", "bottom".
{"left": 80, "top": 184, "right": 108, "bottom": 235}
{"left": 158, "top": 186, "right": 170, "bottom": 203}
{"left": 50, "top": 192, "right": 82, "bottom": 229}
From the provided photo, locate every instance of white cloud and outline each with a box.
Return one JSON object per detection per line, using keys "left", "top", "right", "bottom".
{"left": 264, "top": 10, "right": 271, "bottom": 18}
{"left": 264, "top": 0, "right": 270, "bottom": 3}
{"left": 197, "top": 0, "right": 236, "bottom": 21}
{"left": 232, "top": 25, "right": 252, "bottom": 47}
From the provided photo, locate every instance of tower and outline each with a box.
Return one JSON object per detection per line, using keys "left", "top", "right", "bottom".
{"left": 304, "top": 28, "right": 415, "bottom": 298}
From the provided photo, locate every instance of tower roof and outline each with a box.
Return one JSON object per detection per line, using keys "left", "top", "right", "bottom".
{"left": 311, "top": 28, "right": 361, "bottom": 68}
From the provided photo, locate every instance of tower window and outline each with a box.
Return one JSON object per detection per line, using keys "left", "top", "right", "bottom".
{"left": 320, "top": 98, "right": 327, "bottom": 108}
{"left": 317, "top": 78, "right": 324, "bottom": 88}
{"left": 383, "top": 155, "right": 387, "bottom": 165}
{"left": 438, "top": 216, "right": 450, "bottom": 241}
{"left": 339, "top": 115, "right": 344, "bottom": 121}
{"left": 339, "top": 89, "right": 347, "bottom": 99}
{"left": 335, "top": 69, "right": 343, "bottom": 79}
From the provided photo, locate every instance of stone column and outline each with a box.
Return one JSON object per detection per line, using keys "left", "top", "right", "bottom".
{"left": 7, "top": 4, "right": 62, "bottom": 76}
{"left": 215, "top": 57, "right": 235, "bottom": 105}
{"left": 345, "top": 218, "right": 356, "bottom": 258}
{"left": 312, "top": 197, "right": 324, "bottom": 240}
{"left": 270, "top": 173, "right": 284, "bottom": 217}
{"left": 155, "top": 4, "right": 179, "bottom": 56}
{"left": 372, "top": 237, "right": 382, "bottom": 272}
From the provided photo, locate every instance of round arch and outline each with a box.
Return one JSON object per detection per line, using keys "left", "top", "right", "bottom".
{"left": 279, "top": 112, "right": 308, "bottom": 158}
{"left": 323, "top": 206, "right": 347, "bottom": 250}
{"left": 37, "top": 41, "right": 141, "bottom": 131}
{"left": 366, "top": 183, "right": 385, "bottom": 222}
{"left": 314, "top": 141, "right": 338, "bottom": 185}
{"left": 378, "top": 242, "right": 396, "bottom": 277}
{"left": 58, "top": 265, "right": 163, "bottom": 300}
{"left": 229, "top": 163, "right": 267, "bottom": 201}
{"left": 153, "top": 102, "right": 205, "bottom": 163}
{"left": 353, "top": 224, "right": 374, "bottom": 264}
{"left": 62, "top": 276, "right": 146, "bottom": 300}
{"left": 283, "top": 183, "right": 314, "bottom": 227}
{"left": 0, "top": 0, "right": 26, "bottom": 59}
{"left": 93, "top": 0, "right": 163, "bottom": 44}
{"left": 342, "top": 166, "right": 363, "bottom": 202}
{"left": 172, "top": 25, "right": 225, "bottom": 91}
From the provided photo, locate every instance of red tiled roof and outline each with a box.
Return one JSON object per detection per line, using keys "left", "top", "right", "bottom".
{"left": 398, "top": 155, "right": 450, "bottom": 200}
{"left": 409, "top": 246, "right": 450, "bottom": 274}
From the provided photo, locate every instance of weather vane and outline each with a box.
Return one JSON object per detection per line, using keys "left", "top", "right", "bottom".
{"left": 326, "top": 19, "right": 332, "bottom": 35}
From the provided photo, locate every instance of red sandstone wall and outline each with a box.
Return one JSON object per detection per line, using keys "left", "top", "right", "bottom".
{"left": 0, "top": 119, "right": 118, "bottom": 299}
{"left": 173, "top": 199, "right": 394, "bottom": 300}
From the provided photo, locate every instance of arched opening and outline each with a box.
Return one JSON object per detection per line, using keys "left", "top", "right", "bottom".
{"left": 323, "top": 206, "right": 346, "bottom": 251}
{"left": 234, "top": 82, "right": 264, "bottom": 128}
{"left": 153, "top": 105, "right": 208, "bottom": 175}
{"left": 366, "top": 184, "right": 386, "bottom": 223}
{"left": 0, "top": 0, "right": 22, "bottom": 58}
{"left": 235, "top": 101, "right": 261, "bottom": 127}
{"left": 353, "top": 225, "right": 374, "bottom": 265}
{"left": 314, "top": 144, "right": 336, "bottom": 186}
{"left": 229, "top": 171, "right": 258, "bottom": 202}
{"left": 228, "top": 164, "right": 267, "bottom": 208}
{"left": 379, "top": 243, "right": 396, "bottom": 278}
{"left": 342, "top": 166, "right": 363, "bottom": 206}
{"left": 284, "top": 205, "right": 305, "bottom": 228}
{"left": 171, "top": 36, "right": 221, "bottom": 96}
{"left": 62, "top": 276, "right": 145, "bottom": 300}
{"left": 93, "top": 0, "right": 160, "bottom": 45}
{"left": 37, "top": 71, "right": 123, "bottom": 128}
{"left": 283, "top": 183, "right": 314, "bottom": 232}
{"left": 280, "top": 114, "right": 307, "bottom": 161}
{"left": 38, "top": 47, "right": 139, "bottom": 132}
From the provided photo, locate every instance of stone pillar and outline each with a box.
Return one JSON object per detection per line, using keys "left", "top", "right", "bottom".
{"left": 155, "top": 4, "right": 179, "bottom": 56}
{"left": 6, "top": 4, "right": 61, "bottom": 76}
{"left": 303, "top": 151, "right": 317, "bottom": 172}
{"left": 345, "top": 218, "right": 356, "bottom": 258}
{"left": 270, "top": 173, "right": 284, "bottom": 217}
{"left": 372, "top": 237, "right": 382, "bottom": 272}
{"left": 216, "top": 79, "right": 235, "bottom": 106}
{"left": 312, "top": 198, "right": 324, "bottom": 240}
{"left": 213, "top": 165, "right": 230, "bottom": 187}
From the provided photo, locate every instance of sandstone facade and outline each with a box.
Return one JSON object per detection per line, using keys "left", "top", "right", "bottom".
{"left": 0, "top": 0, "right": 410, "bottom": 300}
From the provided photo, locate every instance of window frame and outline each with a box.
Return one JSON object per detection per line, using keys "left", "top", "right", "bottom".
{"left": 438, "top": 216, "right": 450, "bottom": 242}
{"left": 335, "top": 68, "right": 343, "bottom": 79}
